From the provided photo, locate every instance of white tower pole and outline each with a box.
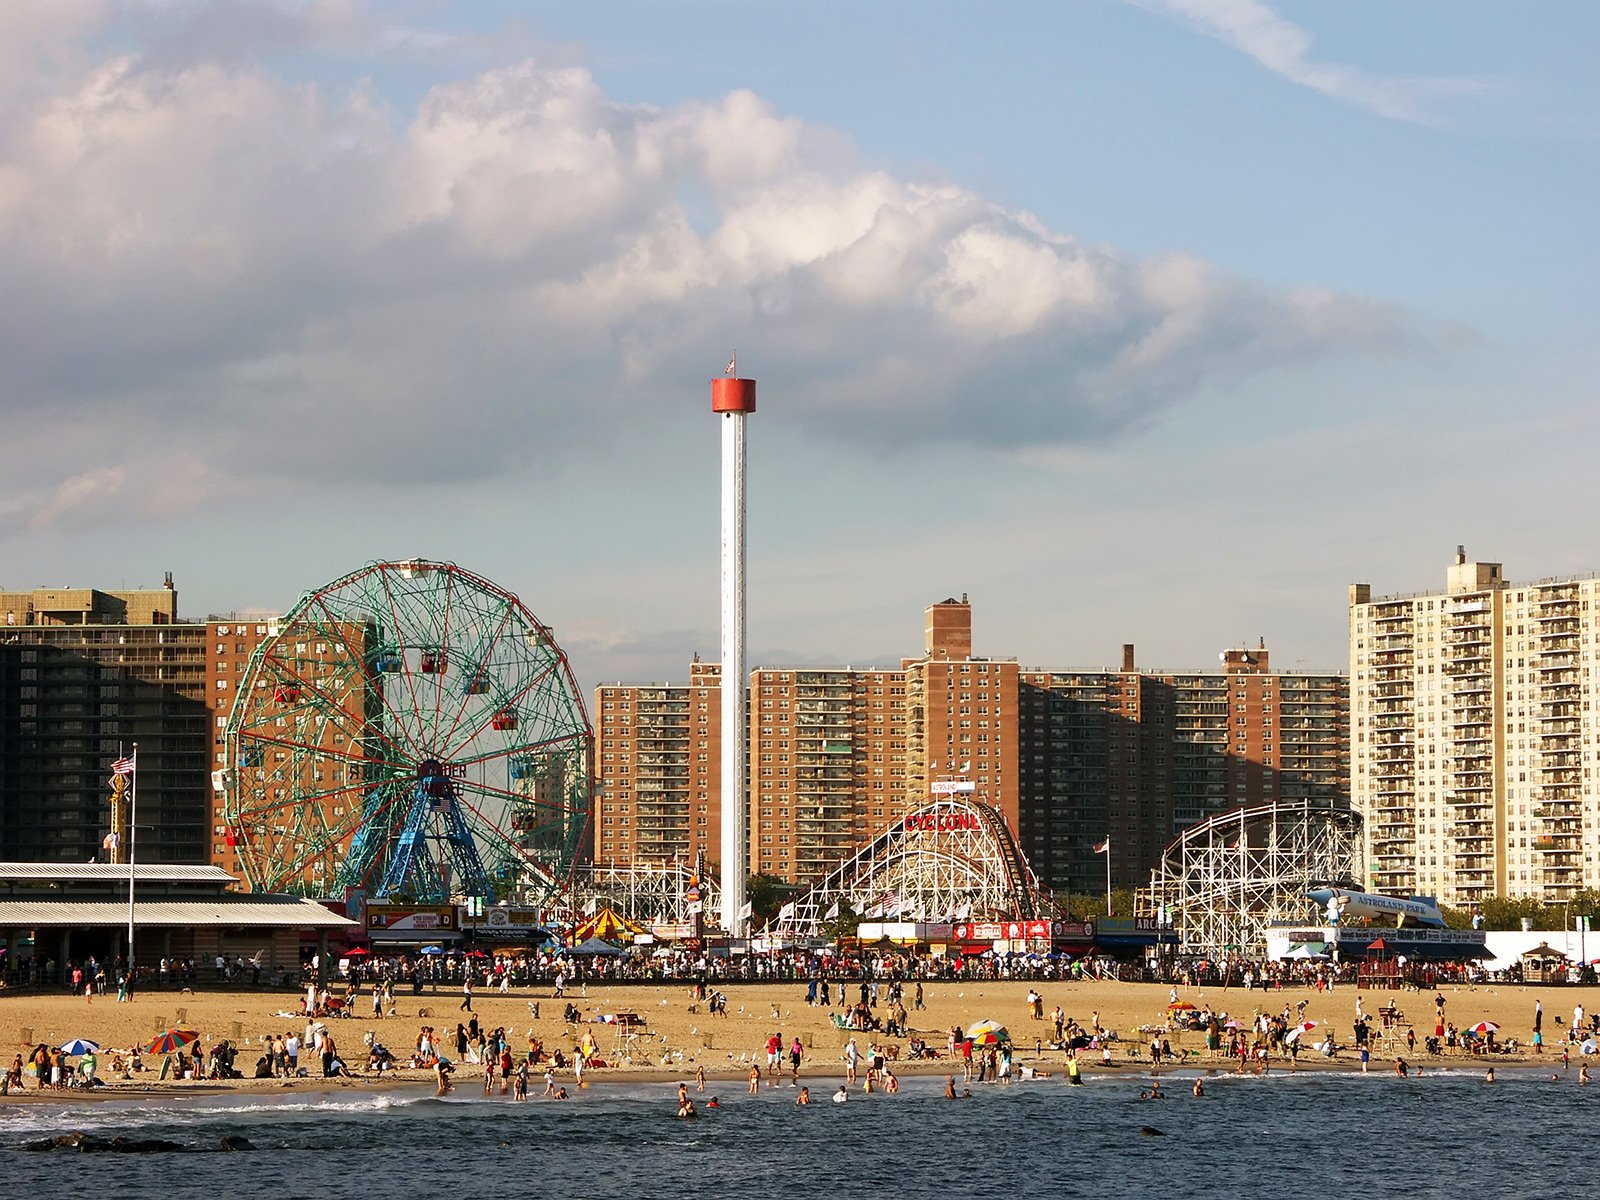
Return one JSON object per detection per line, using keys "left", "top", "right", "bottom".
{"left": 713, "top": 370, "right": 755, "bottom": 938}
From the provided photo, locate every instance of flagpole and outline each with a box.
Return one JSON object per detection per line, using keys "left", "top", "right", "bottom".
{"left": 126, "top": 742, "right": 138, "bottom": 984}
{"left": 1104, "top": 837, "right": 1112, "bottom": 918}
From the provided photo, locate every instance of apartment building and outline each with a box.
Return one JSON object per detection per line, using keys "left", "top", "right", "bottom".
{"left": 1351, "top": 548, "right": 1600, "bottom": 906}
{"left": 593, "top": 659, "right": 722, "bottom": 869}
{"left": 1020, "top": 644, "right": 1347, "bottom": 893}
{"left": 0, "top": 579, "right": 209, "bottom": 863}
{"left": 593, "top": 596, "right": 1344, "bottom": 892}
{"left": 204, "top": 614, "right": 279, "bottom": 877}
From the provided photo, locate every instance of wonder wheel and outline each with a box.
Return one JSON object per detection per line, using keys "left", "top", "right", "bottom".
{"left": 220, "top": 559, "right": 592, "bottom": 903}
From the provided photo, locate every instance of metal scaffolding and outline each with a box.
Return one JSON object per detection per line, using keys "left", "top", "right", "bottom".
{"left": 566, "top": 861, "right": 717, "bottom": 927}
{"left": 1144, "top": 799, "right": 1361, "bottom": 958}
{"left": 769, "top": 797, "right": 1047, "bottom": 939}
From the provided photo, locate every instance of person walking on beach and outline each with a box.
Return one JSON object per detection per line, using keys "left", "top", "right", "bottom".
{"left": 460, "top": 975, "right": 474, "bottom": 1013}
{"left": 766, "top": 1031, "right": 782, "bottom": 1080}
{"left": 789, "top": 1036, "right": 804, "bottom": 1082}
{"left": 845, "top": 1037, "right": 860, "bottom": 1085}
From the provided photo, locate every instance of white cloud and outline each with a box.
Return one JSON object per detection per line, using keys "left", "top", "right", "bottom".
{"left": 1128, "top": 0, "right": 1485, "bottom": 127}
{"left": 0, "top": 7, "right": 1419, "bottom": 529}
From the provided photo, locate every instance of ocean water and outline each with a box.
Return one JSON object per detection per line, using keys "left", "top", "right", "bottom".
{"left": 0, "top": 1066, "right": 1591, "bottom": 1199}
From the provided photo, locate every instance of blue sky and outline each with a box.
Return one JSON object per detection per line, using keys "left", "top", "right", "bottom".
{"left": 2, "top": 0, "right": 1595, "bottom": 692}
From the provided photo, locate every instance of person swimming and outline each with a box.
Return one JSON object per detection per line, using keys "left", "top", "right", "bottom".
{"left": 796, "top": 1087, "right": 812, "bottom": 1105}
{"left": 832, "top": 1085, "right": 849, "bottom": 1104}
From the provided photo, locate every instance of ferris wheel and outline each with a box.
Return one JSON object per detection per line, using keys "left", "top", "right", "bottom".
{"left": 220, "top": 559, "right": 592, "bottom": 904}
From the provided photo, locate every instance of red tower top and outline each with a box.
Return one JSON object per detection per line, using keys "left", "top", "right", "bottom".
{"left": 711, "top": 377, "right": 756, "bottom": 413}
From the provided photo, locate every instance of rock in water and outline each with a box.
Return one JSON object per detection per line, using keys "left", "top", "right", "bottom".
{"left": 1139, "top": 1126, "right": 1165, "bottom": 1137}
{"left": 219, "top": 1135, "right": 257, "bottom": 1152}
{"left": 22, "top": 1132, "right": 184, "bottom": 1153}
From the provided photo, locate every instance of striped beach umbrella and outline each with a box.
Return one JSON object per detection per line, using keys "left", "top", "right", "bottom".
{"left": 965, "top": 1019, "right": 1010, "bottom": 1046}
{"left": 144, "top": 1028, "right": 200, "bottom": 1055}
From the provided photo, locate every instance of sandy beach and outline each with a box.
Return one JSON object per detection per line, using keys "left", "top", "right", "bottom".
{"left": 7, "top": 973, "right": 1600, "bottom": 1102}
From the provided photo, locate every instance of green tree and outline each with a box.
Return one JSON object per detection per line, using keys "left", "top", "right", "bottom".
{"left": 819, "top": 898, "right": 861, "bottom": 943}
{"left": 745, "top": 872, "right": 797, "bottom": 927}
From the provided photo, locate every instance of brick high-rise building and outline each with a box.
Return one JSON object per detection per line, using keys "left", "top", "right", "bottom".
{"left": 1351, "top": 549, "right": 1600, "bottom": 907}
{"left": 0, "top": 579, "right": 209, "bottom": 863}
{"left": 1019, "top": 643, "right": 1348, "bottom": 893}
{"left": 904, "top": 596, "right": 1021, "bottom": 833}
{"left": 204, "top": 613, "right": 280, "bottom": 878}
{"left": 592, "top": 598, "right": 1346, "bottom": 893}
{"left": 593, "top": 659, "right": 722, "bottom": 868}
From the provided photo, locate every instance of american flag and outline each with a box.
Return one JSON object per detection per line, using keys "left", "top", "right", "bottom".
{"left": 111, "top": 755, "right": 136, "bottom": 776}
{"left": 724, "top": 354, "right": 737, "bottom": 376}
{"left": 1092, "top": 837, "right": 1109, "bottom": 854}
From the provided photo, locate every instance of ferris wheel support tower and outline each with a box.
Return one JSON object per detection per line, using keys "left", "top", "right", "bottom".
{"left": 712, "top": 368, "right": 756, "bottom": 938}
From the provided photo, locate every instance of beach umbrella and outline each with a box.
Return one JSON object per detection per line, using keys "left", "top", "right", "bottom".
{"left": 1167, "top": 1000, "right": 1198, "bottom": 1012}
{"left": 1224, "top": 1020, "right": 1247, "bottom": 1030}
{"left": 1468, "top": 1021, "right": 1498, "bottom": 1036}
{"left": 59, "top": 1039, "right": 99, "bottom": 1056}
{"left": 1581, "top": 1039, "right": 1597, "bottom": 1056}
{"left": 144, "top": 1028, "right": 199, "bottom": 1055}
{"left": 1285, "top": 1021, "right": 1318, "bottom": 1042}
{"left": 418, "top": 945, "right": 445, "bottom": 955}
{"left": 965, "top": 1019, "right": 1010, "bottom": 1046}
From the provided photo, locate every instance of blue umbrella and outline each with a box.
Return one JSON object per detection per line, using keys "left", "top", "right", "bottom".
{"left": 59, "top": 1039, "right": 99, "bottom": 1055}
{"left": 419, "top": 945, "right": 445, "bottom": 956}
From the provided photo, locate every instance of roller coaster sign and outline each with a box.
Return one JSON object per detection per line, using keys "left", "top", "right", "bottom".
{"left": 903, "top": 810, "right": 982, "bottom": 832}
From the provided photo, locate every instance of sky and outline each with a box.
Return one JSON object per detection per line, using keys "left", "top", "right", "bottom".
{"left": 2, "top": 0, "right": 1596, "bottom": 696}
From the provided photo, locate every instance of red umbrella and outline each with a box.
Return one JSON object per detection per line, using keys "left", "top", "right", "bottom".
{"left": 344, "top": 947, "right": 371, "bottom": 957}
{"left": 144, "top": 1028, "right": 199, "bottom": 1055}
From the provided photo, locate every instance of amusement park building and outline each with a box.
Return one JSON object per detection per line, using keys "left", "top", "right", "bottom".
{"left": 0, "top": 580, "right": 210, "bottom": 864}
{"left": 1351, "top": 548, "right": 1600, "bottom": 907}
{"left": 595, "top": 597, "right": 1346, "bottom": 893}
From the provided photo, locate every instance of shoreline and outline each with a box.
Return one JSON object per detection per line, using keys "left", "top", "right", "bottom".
{"left": 0, "top": 1043, "right": 1569, "bottom": 1105}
